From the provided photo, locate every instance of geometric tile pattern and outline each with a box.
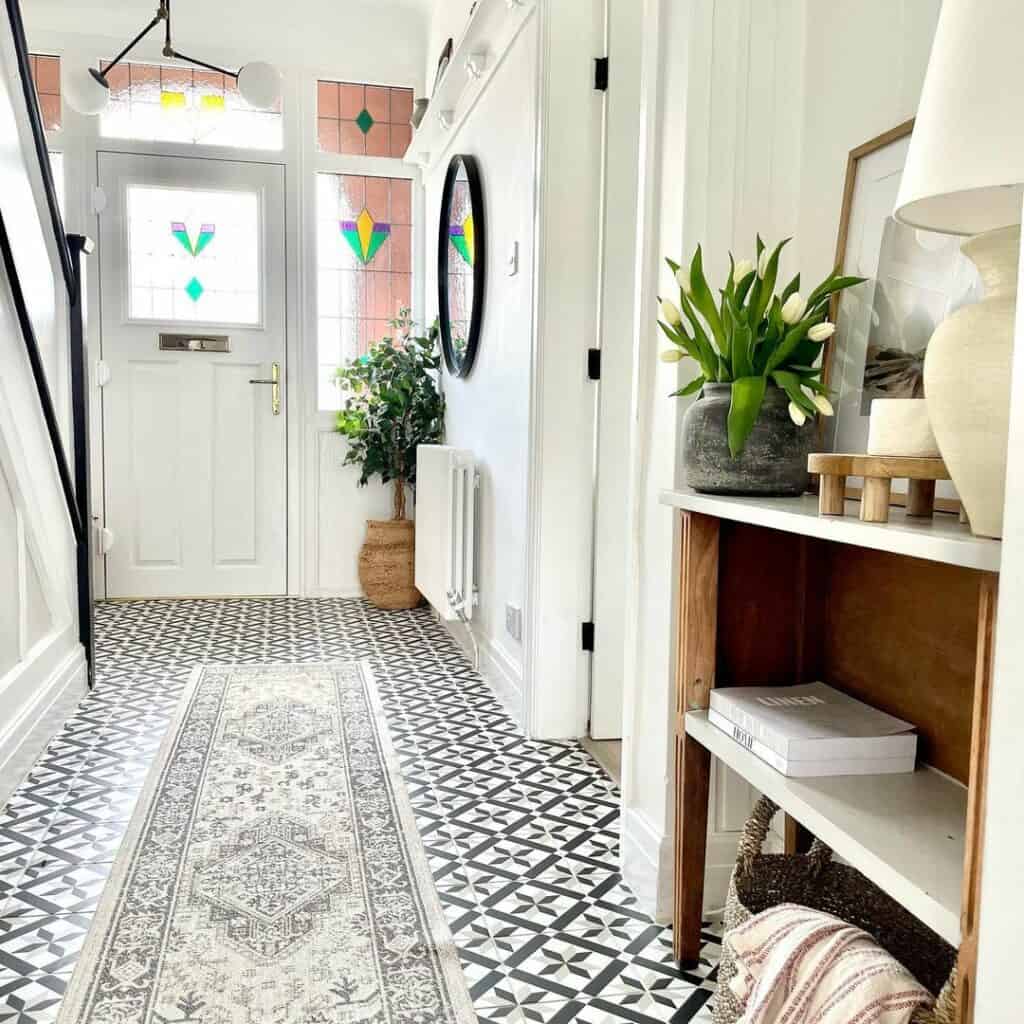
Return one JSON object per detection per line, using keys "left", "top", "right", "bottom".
{"left": 0, "top": 598, "right": 720, "bottom": 1024}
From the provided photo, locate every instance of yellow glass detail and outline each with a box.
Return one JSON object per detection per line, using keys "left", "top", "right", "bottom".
{"left": 160, "top": 90, "right": 187, "bottom": 108}
{"left": 462, "top": 215, "right": 475, "bottom": 265}
{"left": 356, "top": 208, "right": 376, "bottom": 265}
{"left": 200, "top": 94, "right": 226, "bottom": 111}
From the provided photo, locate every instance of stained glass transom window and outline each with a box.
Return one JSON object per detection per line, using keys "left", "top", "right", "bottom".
{"left": 100, "top": 61, "right": 283, "bottom": 150}
{"left": 29, "top": 54, "right": 61, "bottom": 131}
{"left": 127, "top": 185, "right": 260, "bottom": 324}
{"left": 317, "top": 173, "right": 413, "bottom": 410}
{"left": 317, "top": 81, "right": 413, "bottom": 158}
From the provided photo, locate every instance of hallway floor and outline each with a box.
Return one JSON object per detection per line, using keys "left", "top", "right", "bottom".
{"left": 0, "top": 599, "right": 719, "bottom": 1023}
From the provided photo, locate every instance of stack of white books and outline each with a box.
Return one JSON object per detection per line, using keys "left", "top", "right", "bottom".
{"left": 709, "top": 682, "right": 917, "bottom": 778}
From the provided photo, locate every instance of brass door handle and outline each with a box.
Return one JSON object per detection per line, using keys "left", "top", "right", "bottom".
{"left": 249, "top": 361, "right": 281, "bottom": 415}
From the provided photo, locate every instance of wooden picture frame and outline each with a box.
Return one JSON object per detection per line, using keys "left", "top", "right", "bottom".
{"left": 822, "top": 119, "right": 974, "bottom": 514}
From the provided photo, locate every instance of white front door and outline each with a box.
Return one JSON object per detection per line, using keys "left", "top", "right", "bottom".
{"left": 98, "top": 152, "right": 287, "bottom": 598}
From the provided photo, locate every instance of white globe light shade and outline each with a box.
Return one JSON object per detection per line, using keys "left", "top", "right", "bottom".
{"left": 237, "top": 62, "right": 281, "bottom": 110}
{"left": 64, "top": 66, "right": 110, "bottom": 116}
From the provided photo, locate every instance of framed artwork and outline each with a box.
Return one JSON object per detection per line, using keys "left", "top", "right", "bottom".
{"left": 823, "top": 120, "right": 980, "bottom": 505}
{"left": 431, "top": 38, "right": 453, "bottom": 98}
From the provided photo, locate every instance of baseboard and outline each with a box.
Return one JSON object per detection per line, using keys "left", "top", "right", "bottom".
{"left": 441, "top": 617, "right": 524, "bottom": 726}
{"left": 0, "top": 639, "right": 87, "bottom": 808}
{"left": 620, "top": 806, "right": 675, "bottom": 922}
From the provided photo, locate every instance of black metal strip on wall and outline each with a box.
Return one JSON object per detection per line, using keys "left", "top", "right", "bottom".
{"left": 68, "top": 235, "right": 95, "bottom": 687}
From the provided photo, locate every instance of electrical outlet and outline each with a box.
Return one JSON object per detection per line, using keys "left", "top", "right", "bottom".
{"left": 505, "top": 603, "right": 523, "bottom": 642}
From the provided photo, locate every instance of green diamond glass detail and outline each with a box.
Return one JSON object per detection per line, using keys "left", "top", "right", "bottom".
{"left": 355, "top": 108, "right": 374, "bottom": 135}
{"left": 185, "top": 276, "right": 204, "bottom": 302}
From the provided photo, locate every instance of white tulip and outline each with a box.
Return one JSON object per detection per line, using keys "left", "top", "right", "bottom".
{"left": 812, "top": 393, "right": 834, "bottom": 416}
{"left": 808, "top": 322, "right": 836, "bottom": 342}
{"left": 757, "top": 249, "right": 770, "bottom": 279}
{"left": 788, "top": 401, "right": 807, "bottom": 427}
{"left": 781, "top": 293, "right": 808, "bottom": 325}
{"left": 733, "top": 259, "right": 754, "bottom": 284}
{"left": 660, "top": 349, "right": 684, "bottom": 363}
{"left": 661, "top": 299, "right": 683, "bottom": 326}
{"left": 675, "top": 267, "right": 692, "bottom": 296}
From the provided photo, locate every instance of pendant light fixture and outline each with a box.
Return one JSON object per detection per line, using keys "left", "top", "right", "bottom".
{"left": 64, "top": 0, "right": 281, "bottom": 116}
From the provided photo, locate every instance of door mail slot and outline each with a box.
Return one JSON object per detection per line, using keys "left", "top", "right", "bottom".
{"left": 159, "top": 333, "right": 230, "bottom": 353}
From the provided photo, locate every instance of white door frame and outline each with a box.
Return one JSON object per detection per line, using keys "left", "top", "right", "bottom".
{"left": 96, "top": 150, "right": 289, "bottom": 598}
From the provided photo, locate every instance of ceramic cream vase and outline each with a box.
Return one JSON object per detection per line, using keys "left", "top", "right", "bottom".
{"left": 924, "top": 224, "right": 1019, "bottom": 539}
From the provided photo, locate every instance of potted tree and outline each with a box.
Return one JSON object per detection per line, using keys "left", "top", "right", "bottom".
{"left": 659, "top": 237, "right": 865, "bottom": 496}
{"left": 335, "top": 311, "right": 445, "bottom": 609}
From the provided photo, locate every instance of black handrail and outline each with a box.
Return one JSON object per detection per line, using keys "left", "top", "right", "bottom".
{"left": 3, "top": 0, "right": 95, "bottom": 686}
{"left": 0, "top": 212, "right": 83, "bottom": 541}
{"left": 4, "top": 0, "right": 73, "bottom": 297}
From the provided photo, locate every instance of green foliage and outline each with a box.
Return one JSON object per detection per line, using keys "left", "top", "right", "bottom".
{"left": 334, "top": 309, "right": 445, "bottom": 519}
{"left": 659, "top": 237, "right": 865, "bottom": 456}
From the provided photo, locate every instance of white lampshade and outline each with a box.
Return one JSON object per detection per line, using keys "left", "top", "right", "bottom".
{"left": 64, "top": 66, "right": 110, "bottom": 116}
{"left": 894, "top": 0, "right": 1024, "bottom": 235}
{"left": 237, "top": 62, "right": 281, "bottom": 110}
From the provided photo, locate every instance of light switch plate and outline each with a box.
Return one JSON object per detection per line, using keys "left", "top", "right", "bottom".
{"left": 505, "top": 603, "right": 523, "bottom": 642}
{"left": 507, "top": 241, "right": 519, "bottom": 277}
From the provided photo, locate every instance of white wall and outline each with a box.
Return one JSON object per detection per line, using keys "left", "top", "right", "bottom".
{"left": 0, "top": 21, "right": 87, "bottom": 806}
{"left": 619, "top": 0, "right": 943, "bottom": 919}
{"left": 422, "top": 13, "right": 539, "bottom": 708}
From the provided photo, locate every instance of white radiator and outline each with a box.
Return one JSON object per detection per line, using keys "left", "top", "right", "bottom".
{"left": 415, "top": 445, "right": 478, "bottom": 621}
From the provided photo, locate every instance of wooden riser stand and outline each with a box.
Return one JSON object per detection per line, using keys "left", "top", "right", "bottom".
{"left": 670, "top": 508, "right": 995, "bottom": 1022}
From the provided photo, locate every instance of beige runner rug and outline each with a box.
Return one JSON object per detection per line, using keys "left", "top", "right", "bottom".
{"left": 58, "top": 662, "right": 477, "bottom": 1024}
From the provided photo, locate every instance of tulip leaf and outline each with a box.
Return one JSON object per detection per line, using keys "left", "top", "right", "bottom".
{"left": 807, "top": 272, "right": 866, "bottom": 310}
{"left": 665, "top": 257, "right": 681, "bottom": 274}
{"left": 671, "top": 374, "right": 705, "bottom": 398}
{"left": 677, "top": 290, "right": 720, "bottom": 379}
{"left": 688, "top": 246, "right": 727, "bottom": 355}
{"left": 732, "top": 323, "right": 753, "bottom": 379}
{"left": 735, "top": 270, "right": 756, "bottom": 308}
{"left": 727, "top": 375, "right": 767, "bottom": 457}
{"left": 749, "top": 238, "right": 789, "bottom": 328}
{"left": 780, "top": 272, "right": 801, "bottom": 304}
{"left": 771, "top": 370, "right": 817, "bottom": 415}
{"left": 765, "top": 319, "right": 816, "bottom": 374}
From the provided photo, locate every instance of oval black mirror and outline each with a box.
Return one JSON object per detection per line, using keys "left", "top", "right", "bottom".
{"left": 438, "top": 154, "right": 485, "bottom": 377}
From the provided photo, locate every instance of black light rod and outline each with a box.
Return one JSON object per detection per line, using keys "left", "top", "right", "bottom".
{"left": 103, "top": 10, "right": 166, "bottom": 76}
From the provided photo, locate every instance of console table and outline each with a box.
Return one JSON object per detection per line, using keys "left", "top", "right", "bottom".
{"left": 661, "top": 488, "right": 999, "bottom": 1024}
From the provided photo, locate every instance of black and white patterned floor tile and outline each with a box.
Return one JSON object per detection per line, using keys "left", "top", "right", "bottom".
{"left": 0, "top": 599, "right": 720, "bottom": 1023}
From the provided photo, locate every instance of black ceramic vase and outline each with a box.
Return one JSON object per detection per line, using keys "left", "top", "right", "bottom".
{"left": 682, "top": 382, "right": 813, "bottom": 496}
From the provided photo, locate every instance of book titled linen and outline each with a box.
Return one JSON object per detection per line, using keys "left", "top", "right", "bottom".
{"left": 709, "top": 682, "right": 917, "bottom": 775}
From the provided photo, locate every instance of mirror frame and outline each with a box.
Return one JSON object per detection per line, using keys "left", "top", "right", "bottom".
{"left": 438, "top": 154, "right": 486, "bottom": 378}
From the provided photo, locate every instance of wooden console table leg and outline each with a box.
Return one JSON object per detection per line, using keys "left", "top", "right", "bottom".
{"left": 672, "top": 511, "right": 720, "bottom": 967}
{"left": 906, "top": 478, "right": 937, "bottom": 517}
{"left": 675, "top": 733, "right": 710, "bottom": 967}
{"left": 860, "top": 477, "right": 892, "bottom": 523}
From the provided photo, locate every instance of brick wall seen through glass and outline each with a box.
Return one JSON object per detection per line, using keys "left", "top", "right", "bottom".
{"left": 317, "top": 173, "right": 413, "bottom": 410}
{"left": 317, "top": 81, "right": 413, "bottom": 158}
{"left": 99, "top": 60, "right": 283, "bottom": 149}
{"left": 30, "top": 54, "right": 61, "bottom": 131}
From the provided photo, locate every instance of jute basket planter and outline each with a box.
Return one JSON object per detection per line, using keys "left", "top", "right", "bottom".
{"left": 713, "top": 796, "right": 958, "bottom": 1024}
{"left": 358, "top": 519, "right": 422, "bottom": 610}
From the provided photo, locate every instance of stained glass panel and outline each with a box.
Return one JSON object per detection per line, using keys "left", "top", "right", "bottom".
{"left": 317, "top": 172, "right": 413, "bottom": 410}
{"left": 29, "top": 54, "right": 61, "bottom": 131}
{"left": 446, "top": 174, "right": 474, "bottom": 365}
{"left": 316, "top": 81, "right": 413, "bottom": 158}
{"left": 100, "top": 61, "right": 283, "bottom": 150}
{"left": 127, "top": 185, "right": 260, "bottom": 324}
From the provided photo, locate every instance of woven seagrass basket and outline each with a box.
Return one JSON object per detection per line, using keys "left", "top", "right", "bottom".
{"left": 713, "top": 796, "right": 958, "bottom": 1024}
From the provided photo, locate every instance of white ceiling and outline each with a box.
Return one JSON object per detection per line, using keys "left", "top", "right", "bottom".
{"left": 23, "top": 0, "right": 434, "bottom": 82}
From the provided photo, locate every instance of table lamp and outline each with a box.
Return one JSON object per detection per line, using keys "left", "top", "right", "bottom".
{"left": 894, "top": 0, "right": 1024, "bottom": 538}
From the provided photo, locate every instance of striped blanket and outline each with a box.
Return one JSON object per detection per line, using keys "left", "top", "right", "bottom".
{"left": 725, "top": 904, "right": 934, "bottom": 1024}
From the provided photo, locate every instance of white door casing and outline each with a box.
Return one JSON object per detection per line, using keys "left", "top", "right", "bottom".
{"left": 98, "top": 152, "right": 287, "bottom": 598}
{"left": 590, "top": 0, "right": 643, "bottom": 740}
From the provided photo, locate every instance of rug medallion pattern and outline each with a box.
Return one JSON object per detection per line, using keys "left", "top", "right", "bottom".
{"left": 56, "top": 662, "right": 475, "bottom": 1024}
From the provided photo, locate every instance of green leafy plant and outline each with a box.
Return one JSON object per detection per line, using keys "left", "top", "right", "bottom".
{"left": 334, "top": 310, "right": 445, "bottom": 520}
{"left": 658, "top": 238, "right": 865, "bottom": 456}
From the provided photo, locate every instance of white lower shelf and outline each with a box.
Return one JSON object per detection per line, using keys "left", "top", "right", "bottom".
{"left": 686, "top": 710, "right": 966, "bottom": 945}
